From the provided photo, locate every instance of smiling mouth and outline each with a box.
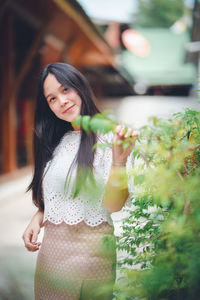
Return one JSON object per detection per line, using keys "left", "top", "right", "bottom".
{"left": 63, "top": 104, "right": 75, "bottom": 114}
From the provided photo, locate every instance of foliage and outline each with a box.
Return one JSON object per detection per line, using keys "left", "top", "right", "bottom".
{"left": 134, "top": 0, "right": 185, "bottom": 28}
{"left": 115, "top": 109, "right": 200, "bottom": 300}
{"left": 73, "top": 111, "right": 134, "bottom": 152}
{"left": 75, "top": 109, "right": 200, "bottom": 299}
{"left": 73, "top": 110, "right": 117, "bottom": 134}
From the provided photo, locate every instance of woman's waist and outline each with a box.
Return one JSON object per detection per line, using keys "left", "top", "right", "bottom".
{"left": 43, "top": 216, "right": 113, "bottom": 230}
{"left": 40, "top": 220, "right": 115, "bottom": 259}
{"left": 43, "top": 220, "right": 114, "bottom": 244}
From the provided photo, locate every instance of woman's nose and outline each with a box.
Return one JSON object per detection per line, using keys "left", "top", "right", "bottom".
{"left": 59, "top": 95, "right": 68, "bottom": 106}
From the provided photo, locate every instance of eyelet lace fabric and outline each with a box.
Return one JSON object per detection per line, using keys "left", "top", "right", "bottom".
{"left": 42, "top": 130, "right": 134, "bottom": 227}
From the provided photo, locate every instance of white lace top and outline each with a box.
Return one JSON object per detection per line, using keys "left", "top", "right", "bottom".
{"left": 42, "top": 130, "right": 134, "bottom": 227}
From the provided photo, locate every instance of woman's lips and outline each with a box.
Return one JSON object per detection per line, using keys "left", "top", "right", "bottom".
{"left": 63, "top": 104, "right": 75, "bottom": 114}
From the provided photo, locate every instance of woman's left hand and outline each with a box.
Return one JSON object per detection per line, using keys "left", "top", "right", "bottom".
{"left": 112, "top": 125, "right": 138, "bottom": 165}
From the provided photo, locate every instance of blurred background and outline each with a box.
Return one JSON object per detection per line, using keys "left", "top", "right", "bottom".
{"left": 0, "top": 0, "right": 200, "bottom": 298}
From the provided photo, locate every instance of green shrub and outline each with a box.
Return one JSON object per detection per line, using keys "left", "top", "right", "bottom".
{"left": 116, "top": 109, "right": 200, "bottom": 300}
{"left": 75, "top": 109, "right": 200, "bottom": 299}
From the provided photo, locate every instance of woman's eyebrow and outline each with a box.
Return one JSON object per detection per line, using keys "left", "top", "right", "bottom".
{"left": 46, "top": 85, "right": 62, "bottom": 99}
{"left": 46, "top": 93, "right": 53, "bottom": 99}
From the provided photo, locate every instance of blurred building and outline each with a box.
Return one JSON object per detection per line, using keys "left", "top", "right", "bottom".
{"left": 121, "top": 27, "right": 197, "bottom": 96}
{"left": 0, "top": 0, "right": 133, "bottom": 176}
{"left": 79, "top": 0, "right": 197, "bottom": 96}
{"left": 185, "top": 0, "right": 200, "bottom": 94}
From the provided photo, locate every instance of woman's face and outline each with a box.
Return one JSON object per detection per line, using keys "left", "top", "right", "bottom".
{"left": 43, "top": 73, "right": 82, "bottom": 124}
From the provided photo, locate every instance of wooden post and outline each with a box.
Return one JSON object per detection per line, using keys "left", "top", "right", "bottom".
{"left": 24, "top": 100, "right": 34, "bottom": 165}
{"left": 0, "top": 0, "right": 10, "bottom": 20}
{"left": 0, "top": 11, "right": 17, "bottom": 173}
{"left": 12, "top": 27, "right": 45, "bottom": 99}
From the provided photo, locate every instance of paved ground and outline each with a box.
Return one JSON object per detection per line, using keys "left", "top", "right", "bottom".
{"left": 0, "top": 96, "right": 199, "bottom": 299}
{"left": 0, "top": 173, "right": 38, "bottom": 299}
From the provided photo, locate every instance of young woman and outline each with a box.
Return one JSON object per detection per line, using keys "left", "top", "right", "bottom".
{"left": 22, "top": 62, "right": 137, "bottom": 300}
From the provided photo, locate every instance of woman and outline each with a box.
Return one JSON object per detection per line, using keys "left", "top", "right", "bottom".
{"left": 22, "top": 62, "right": 137, "bottom": 300}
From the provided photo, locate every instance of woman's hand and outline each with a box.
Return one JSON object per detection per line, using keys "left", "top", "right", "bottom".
{"left": 22, "top": 210, "right": 43, "bottom": 252}
{"left": 112, "top": 125, "right": 138, "bottom": 165}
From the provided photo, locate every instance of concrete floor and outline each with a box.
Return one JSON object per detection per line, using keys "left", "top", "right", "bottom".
{"left": 0, "top": 95, "right": 200, "bottom": 299}
{"left": 0, "top": 175, "right": 38, "bottom": 299}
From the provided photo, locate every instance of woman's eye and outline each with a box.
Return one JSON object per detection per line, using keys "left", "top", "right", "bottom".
{"left": 63, "top": 87, "right": 68, "bottom": 93}
{"left": 49, "top": 97, "right": 56, "bottom": 103}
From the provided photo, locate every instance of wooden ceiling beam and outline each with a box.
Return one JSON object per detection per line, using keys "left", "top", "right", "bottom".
{"left": 62, "top": 31, "right": 112, "bottom": 66}
{"left": 77, "top": 51, "right": 113, "bottom": 66}
{"left": 12, "top": 24, "right": 47, "bottom": 100}
{"left": 53, "top": 0, "right": 115, "bottom": 66}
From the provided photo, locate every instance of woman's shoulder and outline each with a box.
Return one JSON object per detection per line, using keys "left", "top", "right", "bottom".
{"left": 57, "top": 130, "right": 81, "bottom": 146}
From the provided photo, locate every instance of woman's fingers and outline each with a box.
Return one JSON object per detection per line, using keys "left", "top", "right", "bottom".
{"left": 115, "top": 124, "right": 121, "bottom": 133}
{"left": 124, "top": 128, "right": 133, "bottom": 138}
{"left": 31, "top": 229, "right": 40, "bottom": 244}
{"left": 113, "top": 125, "right": 139, "bottom": 163}
{"left": 115, "top": 125, "right": 125, "bottom": 137}
{"left": 26, "top": 243, "right": 39, "bottom": 252}
{"left": 119, "top": 126, "right": 126, "bottom": 137}
{"left": 115, "top": 125, "right": 127, "bottom": 139}
{"left": 25, "top": 239, "right": 40, "bottom": 252}
{"left": 115, "top": 125, "right": 139, "bottom": 140}
{"left": 132, "top": 130, "right": 139, "bottom": 138}
{"left": 23, "top": 236, "right": 37, "bottom": 251}
{"left": 22, "top": 230, "right": 41, "bottom": 252}
{"left": 22, "top": 230, "right": 31, "bottom": 245}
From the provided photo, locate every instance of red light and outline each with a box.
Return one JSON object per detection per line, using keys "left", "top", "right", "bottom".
{"left": 121, "top": 29, "right": 151, "bottom": 57}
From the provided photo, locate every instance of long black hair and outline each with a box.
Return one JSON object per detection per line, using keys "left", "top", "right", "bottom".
{"left": 27, "top": 62, "right": 100, "bottom": 211}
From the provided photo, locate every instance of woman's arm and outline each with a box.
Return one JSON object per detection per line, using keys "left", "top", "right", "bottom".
{"left": 103, "top": 164, "right": 129, "bottom": 212}
{"left": 22, "top": 209, "right": 44, "bottom": 252}
{"left": 103, "top": 125, "right": 138, "bottom": 213}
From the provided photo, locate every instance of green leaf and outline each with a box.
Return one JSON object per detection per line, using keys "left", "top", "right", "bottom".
{"left": 81, "top": 115, "right": 91, "bottom": 132}
{"left": 92, "top": 113, "right": 105, "bottom": 119}
{"left": 73, "top": 115, "right": 82, "bottom": 127}
{"left": 134, "top": 174, "right": 145, "bottom": 185}
{"left": 90, "top": 117, "right": 115, "bottom": 133}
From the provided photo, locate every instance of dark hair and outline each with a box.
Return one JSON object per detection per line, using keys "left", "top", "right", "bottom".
{"left": 27, "top": 62, "right": 100, "bottom": 211}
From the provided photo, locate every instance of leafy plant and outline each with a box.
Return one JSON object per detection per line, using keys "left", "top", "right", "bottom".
{"left": 74, "top": 108, "right": 200, "bottom": 299}
{"left": 115, "top": 109, "right": 200, "bottom": 300}
{"left": 134, "top": 0, "right": 185, "bottom": 28}
{"left": 73, "top": 110, "right": 117, "bottom": 134}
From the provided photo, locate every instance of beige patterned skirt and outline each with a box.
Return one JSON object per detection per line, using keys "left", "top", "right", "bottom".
{"left": 34, "top": 221, "right": 116, "bottom": 300}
